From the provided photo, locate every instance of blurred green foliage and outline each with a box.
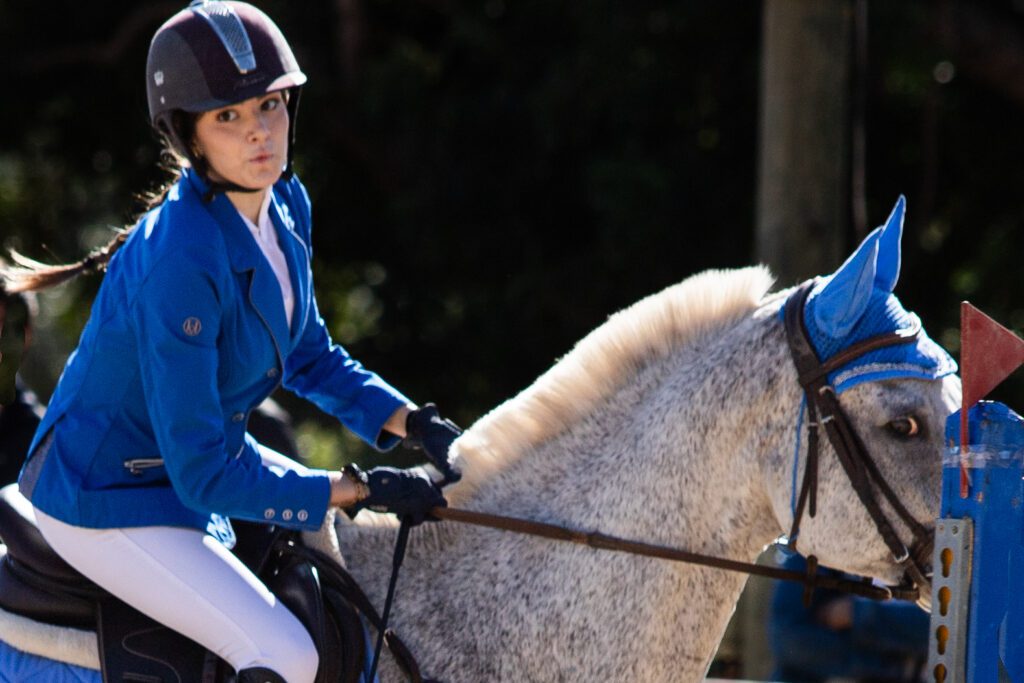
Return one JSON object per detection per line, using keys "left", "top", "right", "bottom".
{"left": 3, "top": 1, "right": 1024, "bottom": 466}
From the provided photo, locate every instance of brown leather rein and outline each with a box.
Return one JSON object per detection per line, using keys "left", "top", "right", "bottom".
{"left": 424, "top": 280, "right": 933, "bottom": 603}
{"left": 429, "top": 506, "right": 915, "bottom": 601}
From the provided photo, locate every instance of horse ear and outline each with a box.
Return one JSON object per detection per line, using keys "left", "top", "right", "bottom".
{"left": 812, "top": 228, "right": 881, "bottom": 339}
{"left": 874, "top": 195, "right": 905, "bottom": 294}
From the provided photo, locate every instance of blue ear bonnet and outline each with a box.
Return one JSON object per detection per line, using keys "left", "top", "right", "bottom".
{"left": 803, "top": 285, "right": 957, "bottom": 392}
{"left": 778, "top": 195, "right": 957, "bottom": 393}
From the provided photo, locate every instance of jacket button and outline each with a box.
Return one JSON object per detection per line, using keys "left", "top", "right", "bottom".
{"left": 232, "top": 412, "right": 245, "bottom": 422}
{"left": 264, "top": 508, "right": 275, "bottom": 519}
{"left": 297, "top": 510, "right": 308, "bottom": 522}
{"left": 266, "top": 367, "right": 279, "bottom": 379}
{"left": 282, "top": 509, "right": 293, "bottom": 521}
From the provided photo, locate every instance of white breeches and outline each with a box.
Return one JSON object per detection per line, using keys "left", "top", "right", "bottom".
{"left": 33, "top": 447, "right": 321, "bottom": 683}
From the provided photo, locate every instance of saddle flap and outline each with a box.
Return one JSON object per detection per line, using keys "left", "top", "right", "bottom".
{"left": 97, "top": 595, "right": 222, "bottom": 683}
{"left": 265, "top": 554, "right": 344, "bottom": 683}
{"left": 322, "top": 585, "right": 369, "bottom": 683}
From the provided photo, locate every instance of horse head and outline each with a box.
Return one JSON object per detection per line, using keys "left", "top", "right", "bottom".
{"left": 778, "top": 196, "right": 960, "bottom": 595}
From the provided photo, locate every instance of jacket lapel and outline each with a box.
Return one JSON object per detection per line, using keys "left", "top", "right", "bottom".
{"left": 195, "top": 175, "right": 292, "bottom": 365}
{"left": 269, "top": 193, "right": 311, "bottom": 346}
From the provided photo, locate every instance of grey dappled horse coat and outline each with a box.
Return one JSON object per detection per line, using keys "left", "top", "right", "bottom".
{"left": 336, "top": 264, "right": 959, "bottom": 682}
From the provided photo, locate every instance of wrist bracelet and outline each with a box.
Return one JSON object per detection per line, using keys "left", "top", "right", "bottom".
{"left": 342, "top": 463, "right": 370, "bottom": 503}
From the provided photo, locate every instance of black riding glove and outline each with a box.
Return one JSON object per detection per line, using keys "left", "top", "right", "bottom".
{"left": 404, "top": 403, "right": 463, "bottom": 484}
{"left": 346, "top": 464, "right": 447, "bottom": 526}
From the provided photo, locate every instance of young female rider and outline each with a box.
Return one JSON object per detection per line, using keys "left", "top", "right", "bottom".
{"left": 4, "top": 2, "right": 462, "bottom": 681}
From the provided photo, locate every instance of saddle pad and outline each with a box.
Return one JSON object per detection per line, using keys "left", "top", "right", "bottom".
{"left": 0, "top": 606, "right": 98, "bottom": 670}
{"left": 0, "top": 639, "right": 100, "bottom": 682}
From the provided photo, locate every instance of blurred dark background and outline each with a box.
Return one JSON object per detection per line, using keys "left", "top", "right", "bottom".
{"left": 2, "top": 0, "right": 1024, "bottom": 469}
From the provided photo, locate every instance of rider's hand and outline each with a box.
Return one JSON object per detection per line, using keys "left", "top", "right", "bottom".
{"left": 346, "top": 464, "right": 447, "bottom": 525}
{"left": 404, "top": 403, "right": 463, "bottom": 484}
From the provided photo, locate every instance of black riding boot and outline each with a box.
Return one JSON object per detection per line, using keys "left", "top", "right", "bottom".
{"left": 236, "top": 667, "right": 288, "bottom": 683}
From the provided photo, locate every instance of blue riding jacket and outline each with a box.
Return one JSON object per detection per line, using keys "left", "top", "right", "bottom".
{"left": 19, "top": 169, "right": 410, "bottom": 532}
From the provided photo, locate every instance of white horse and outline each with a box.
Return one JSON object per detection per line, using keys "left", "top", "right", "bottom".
{"left": 0, "top": 199, "right": 959, "bottom": 682}
{"left": 337, "top": 200, "right": 959, "bottom": 682}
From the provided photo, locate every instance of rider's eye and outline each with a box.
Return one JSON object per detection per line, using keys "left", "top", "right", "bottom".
{"left": 887, "top": 416, "right": 920, "bottom": 438}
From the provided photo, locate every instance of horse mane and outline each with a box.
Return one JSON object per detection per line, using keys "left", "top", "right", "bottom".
{"left": 451, "top": 266, "right": 775, "bottom": 495}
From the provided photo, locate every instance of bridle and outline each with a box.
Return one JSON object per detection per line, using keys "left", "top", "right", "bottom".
{"left": 782, "top": 279, "right": 934, "bottom": 600}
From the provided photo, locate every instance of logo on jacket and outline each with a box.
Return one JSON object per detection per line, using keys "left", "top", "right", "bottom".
{"left": 182, "top": 317, "right": 202, "bottom": 336}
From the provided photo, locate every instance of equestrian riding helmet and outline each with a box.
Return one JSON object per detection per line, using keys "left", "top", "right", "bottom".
{"left": 146, "top": 0, "right": 306, "bottom": 179}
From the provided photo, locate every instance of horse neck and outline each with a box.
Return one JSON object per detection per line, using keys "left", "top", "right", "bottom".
{"left": 456, "top": 310, "right": 795, "bottom": 560}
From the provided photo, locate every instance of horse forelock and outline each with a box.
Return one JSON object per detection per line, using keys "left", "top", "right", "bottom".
{"left": 450, "top": 266, "right": 776, "bottom": 500}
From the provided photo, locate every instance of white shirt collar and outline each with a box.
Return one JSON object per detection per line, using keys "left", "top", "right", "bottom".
{"left": 234, "top": 189, "right": 295, "bottom": 327}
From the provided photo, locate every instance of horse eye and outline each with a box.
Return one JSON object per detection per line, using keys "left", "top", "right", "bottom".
{"left": 888, "top": 416, "right": 920, "bottom": 438}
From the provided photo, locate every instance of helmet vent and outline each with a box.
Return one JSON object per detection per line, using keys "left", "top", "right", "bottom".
{"left": 189, "top": 0, "right": 257, "bottom": 74}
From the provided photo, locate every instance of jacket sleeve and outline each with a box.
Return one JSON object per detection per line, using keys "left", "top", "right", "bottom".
{"left": 132, "top": 248, "right": 331, "bottom": 530}
{"left": 280, "top": 177, "right": 411, "bottom": 450}
{"left": 283, "top": 291, "right": 411, "bottom": 450}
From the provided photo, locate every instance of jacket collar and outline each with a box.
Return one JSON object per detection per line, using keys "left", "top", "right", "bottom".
{"left": 184, "top": 169, "right": 264, "bottom": 274}
{"left": 183, "top": 169, "right": 309, "bottom": 354}
{"left": 266, "top": 192, "right": 311, "bottom": 341}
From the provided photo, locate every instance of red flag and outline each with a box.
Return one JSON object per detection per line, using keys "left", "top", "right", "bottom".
{"left": 959, "top": 303, "right": 1024, "bottom": 495}
{"left": 961, "top": 303, "right": 1024, "bottom": 409}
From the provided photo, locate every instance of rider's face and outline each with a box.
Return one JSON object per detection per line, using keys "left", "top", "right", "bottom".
{"left": 193, "top": 91, "right": 289, "bottom": 191}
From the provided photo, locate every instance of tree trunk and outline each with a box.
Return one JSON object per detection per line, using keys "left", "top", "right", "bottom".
{"left": 733, "top": 2, "right": 854, "bottom": 678}
{"left": 756, "top": 0, "right": 853, "bottom": 286}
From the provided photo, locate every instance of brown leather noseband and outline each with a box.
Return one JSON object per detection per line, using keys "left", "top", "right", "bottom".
{"left": 783, "top": 280, "right": 934, "bottom": 597}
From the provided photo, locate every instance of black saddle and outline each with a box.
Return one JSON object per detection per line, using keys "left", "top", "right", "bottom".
{"left": 0, "top": 483, "right": 388, "bottom": 683}
{"left": 0, "top": 483, "right": 101, "bottom": 628}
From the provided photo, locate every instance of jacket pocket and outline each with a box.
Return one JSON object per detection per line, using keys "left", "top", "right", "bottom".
{"left": 123, "top": 458, "right": 164, "bottom": 476}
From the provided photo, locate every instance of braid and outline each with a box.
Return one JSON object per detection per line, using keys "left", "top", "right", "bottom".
{"left": 2, "top": 230, "right": 128, "bottom": 294}
{"left": 3, "top": 173, "right": 181, "bottom": 295}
